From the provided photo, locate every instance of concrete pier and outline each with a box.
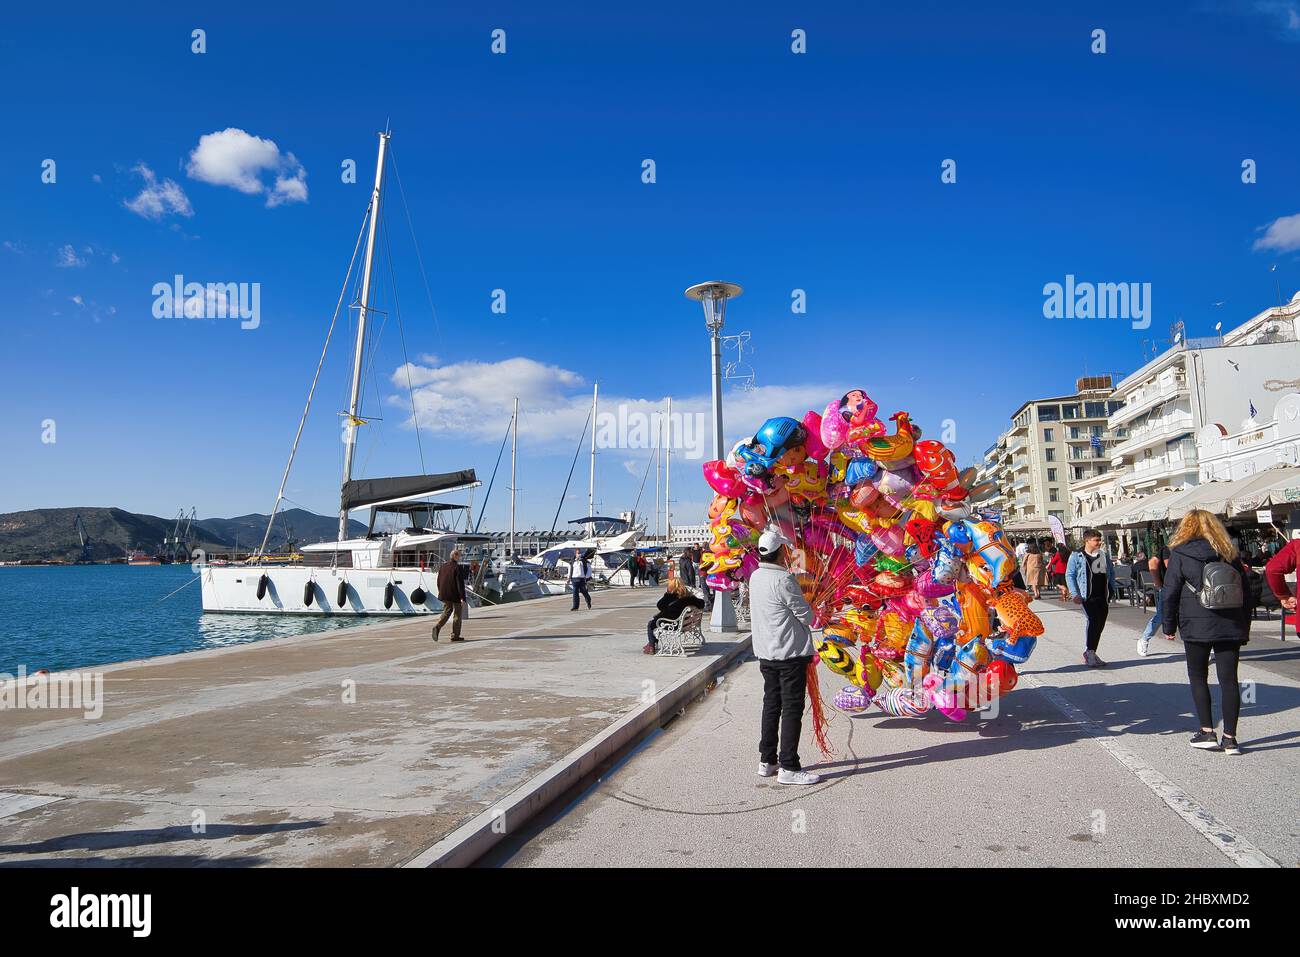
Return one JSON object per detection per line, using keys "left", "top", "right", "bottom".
{"left": 0, "top": 591, "right": 747, "bottom": 867}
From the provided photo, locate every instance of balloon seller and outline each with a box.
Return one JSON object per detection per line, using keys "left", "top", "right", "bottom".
{"left": 699, "top": 389, "right": 1043, "bottom": 759}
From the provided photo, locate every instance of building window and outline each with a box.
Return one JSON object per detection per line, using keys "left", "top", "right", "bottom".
{"left": 1073, "top": 467, "right": 1083, "bottom": 480}
{"left": 1045, "top": 447, "right": 1056, "bottom": 462}
{"left": 1049, "top": 488, "right": 1060, "bottom": 502}
{"left": 1048, "top": 468, "right": 1057, "bottom": 482}
{"left": 1062, "top": 404, "right": 1079, "bottom": 419}
{"left": 1085, "top": 401, "right": 1107, "bottom": 418}
{"left": 1038, "top": 404, "right": 1061, "bottom": 422}
{"left": 1044, "top": 427, "right": 1054, "bottom": 442}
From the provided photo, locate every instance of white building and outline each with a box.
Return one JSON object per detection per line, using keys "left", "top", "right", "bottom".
{"left": 1077, "top": 291, "right": 1300, "bottom": 529}
{"left": 669, "top": 523, "right": 709, "bottom": 545}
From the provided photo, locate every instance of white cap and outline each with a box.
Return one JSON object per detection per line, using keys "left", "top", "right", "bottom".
{"left": 757, "top": 527, "right": 790, "bottom": 557}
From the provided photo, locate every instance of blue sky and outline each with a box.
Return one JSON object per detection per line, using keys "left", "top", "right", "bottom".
{"left": 2, "top": 0, "right": 1298, "bottom": 535}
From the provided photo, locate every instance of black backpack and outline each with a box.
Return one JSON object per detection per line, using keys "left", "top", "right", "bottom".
{"left": 1185, "top": 557, "right": 1244, "bottom": 611}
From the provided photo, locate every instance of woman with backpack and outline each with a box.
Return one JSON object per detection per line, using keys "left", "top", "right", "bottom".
{"left": 1161, "top": 509, "right": 1254, "bottom": 755}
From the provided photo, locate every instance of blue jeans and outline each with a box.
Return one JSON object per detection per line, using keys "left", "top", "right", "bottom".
{"left": 1142, "top": 591, "right": 1165, "bottom": 640}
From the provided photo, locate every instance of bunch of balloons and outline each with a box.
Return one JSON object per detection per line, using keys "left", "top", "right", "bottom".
{"left": 700, "top": 389, "right": 1043, "bottom": 736}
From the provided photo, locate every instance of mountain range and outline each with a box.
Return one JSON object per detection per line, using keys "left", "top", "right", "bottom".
{"left": 0, "top": 507, "right": 366, "bottom": 563}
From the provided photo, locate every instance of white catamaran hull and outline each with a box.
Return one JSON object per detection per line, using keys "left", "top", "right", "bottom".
{"left": 200, "top": 564, "right": 445, "bottom": 615}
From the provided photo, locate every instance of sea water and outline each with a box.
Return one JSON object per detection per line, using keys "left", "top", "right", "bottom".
{"left": 0, "top": 565, "right": 378, "bottom": 673}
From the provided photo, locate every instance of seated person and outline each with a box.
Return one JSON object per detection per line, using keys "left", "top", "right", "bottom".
{"left": 644, "top": 578, "right": 706, "bottom": 654}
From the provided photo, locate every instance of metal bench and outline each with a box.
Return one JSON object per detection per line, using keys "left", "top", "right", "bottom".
{"left": 654, "top": 607, "right": 705, "bottom": 657}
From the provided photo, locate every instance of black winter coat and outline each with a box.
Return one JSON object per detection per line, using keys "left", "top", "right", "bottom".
{"left": 1161, "top": 538, "right": 1253, "bottom": 645}
{"left": 652, "top": 591, "right": 705, "bottom": 624}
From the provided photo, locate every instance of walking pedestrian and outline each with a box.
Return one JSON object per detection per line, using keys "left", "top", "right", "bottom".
{"left": 569, "top": 549, "right": 594, "bottom": 610}
{"left": 1067, "top": 529, "right": 1116, "bottom": 667}
{"left": 432, "top": 548, "right": 467, "bottom": 642}
{"left": 1162, "top": 510, "right": 1253, "bottom": 755}
{"left": 678, "top": 548, "right": 695, "bottom": 587}
{"left": 1051, "top": 542, "right": 1071, "bottom": 600}
{"left": 636, "top": 552, "right": 648, "bottom": 586}
{"left": 1021, "top": 540, "right": 1043, "bottom": 600}
{"left": 1137, "top": 546, "right": 1170, "bottom": 656}
{"left": 643, "top": 578, "right": 707, "bottom": 654}
{"left": 627, "top": 553, "right": 638, "bottom": 588}
{"left": 1264, "top": 531, "right": 1300, "bottom": 614}
{"left": 750, "top": 527, "right": 820, "bottom": 786}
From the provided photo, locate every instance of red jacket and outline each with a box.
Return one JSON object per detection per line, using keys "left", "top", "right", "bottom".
{"left": 1265, "top": 540, "right": 1300, "bottom": 601}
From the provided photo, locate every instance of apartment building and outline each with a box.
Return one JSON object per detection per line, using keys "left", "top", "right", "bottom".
{"left": 988, "top": 376, "right": 1124, "bottom": 527}
{"left": 1093, "top": 293, "right": 1300, "bottom": 507}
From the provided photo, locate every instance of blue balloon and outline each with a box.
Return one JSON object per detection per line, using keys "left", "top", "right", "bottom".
{"left": 854, "top": 534, "right": 879, "bottom": 567}
{"left": 844, "top": 457, "right": 878, "bottom": 487}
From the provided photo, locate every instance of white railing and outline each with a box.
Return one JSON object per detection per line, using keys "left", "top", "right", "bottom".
{"left": 1109, "top": 377, "right": 1190, "bottom": 427}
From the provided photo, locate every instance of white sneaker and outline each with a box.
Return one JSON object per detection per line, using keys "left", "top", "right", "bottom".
{"left": 757, "top": 762, "right": 778, "bottom": 778}
{"left": 777, "top": 768, "right": 821, "bottom": 786}
{"left": 1136, "top": 637, "right": 1150, "bottom": 657}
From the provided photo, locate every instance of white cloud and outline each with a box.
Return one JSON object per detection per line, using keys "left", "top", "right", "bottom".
{"left": 55, "top": 244, "right": 86, "bottom": 268}
{"left": 1254, "top": 211, "right": 1300, "bottom": 252}
{"left": 2, "top": 240, "right": 24, "bottom": 254}
{"left": 1252, "top": 1, "right": 1300, "bottom": 37}
{"left": 389, "top": 355, "right": 850, "bottom": 460}
{"left": 70, "top": 295, "right": 84, "bottom": 306}
{"left": 124, "top": 163, "right": 194, "bottom": 221}
{"left": 186, "top": 128, "right": 308, "bottom": 207}
{"left": 92, "top": 173, "right": 102, "bottom": 183}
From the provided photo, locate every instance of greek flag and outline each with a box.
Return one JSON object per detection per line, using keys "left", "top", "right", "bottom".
{"left": 1090, "top": 434, "right": 1104, "bottom": 454}
{"left": 1250, "top": 400, "right": 1257, "bottom": 418}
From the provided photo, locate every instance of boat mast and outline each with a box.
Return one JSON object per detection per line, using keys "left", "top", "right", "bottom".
{"left": 339, "top": 129, "right": 390, "bottom": 542}
{"left": 510, "top": 396, "right": 518, "bottom": 559}
{"left": 655, "top": 413, "right": 661, "bottom": 542}
{"left": 588, "top": 382, "right": 597, "bottom": 534}
{"left": 665, "top": 396, "right": 672, "bottom": 543}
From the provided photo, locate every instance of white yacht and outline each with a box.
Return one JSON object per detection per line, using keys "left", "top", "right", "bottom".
{"left": 200, "top": 130, "right": 487, "bottom": 616}
{"left": 527, "top": 516, "right": 644, "bottom": 595}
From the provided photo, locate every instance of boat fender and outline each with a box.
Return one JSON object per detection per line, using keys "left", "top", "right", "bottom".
{"left": 303, "top": 581, "right": 315, "bottom": 607}
{"left": 336, "top": 581, "right": 349, "bottom": 608}
{"left": 410, "top": 586, "right": 427, "bottom": 605}
{"left": 384, "top": 582, "right": 395, "bottom": 610}
{"left": 256, "top": 574, "right": 269, "bottom": 600}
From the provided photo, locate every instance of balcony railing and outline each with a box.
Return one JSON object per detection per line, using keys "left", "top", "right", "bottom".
{"left": 1108, "top": 412, "right": 1195, "bottom": 460}
{"left": 1109, "top": 377, "right": 1190, "bottom": 428}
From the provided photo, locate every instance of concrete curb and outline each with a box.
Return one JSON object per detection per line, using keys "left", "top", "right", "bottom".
{"left": 402, "top": 633, "right": 753, "bottom": 868}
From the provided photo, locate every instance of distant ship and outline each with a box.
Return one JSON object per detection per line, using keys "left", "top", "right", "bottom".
{"left": 126, "top": 549, "right": 160, "bottom": 566}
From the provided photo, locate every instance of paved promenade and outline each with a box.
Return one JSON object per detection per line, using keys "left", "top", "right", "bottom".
{"left": 498, "top": 599, "right": 1300, "bottom": 868}
{"left": 0, "top": 590, "right": 745, "bottom": 867}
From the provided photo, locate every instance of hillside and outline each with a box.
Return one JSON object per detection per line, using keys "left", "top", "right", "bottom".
{"left": 0, "top": 507, "right": 364, "bottom": 563}
{"left": 198, "top": 509, "right": 366, "bottom": 551}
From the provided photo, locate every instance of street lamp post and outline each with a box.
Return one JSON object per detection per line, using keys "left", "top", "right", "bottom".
{"left": 685, "top": 280, "right": 742, "bottom": 633}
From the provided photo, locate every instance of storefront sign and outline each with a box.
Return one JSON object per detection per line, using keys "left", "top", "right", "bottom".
{"left": 1257, "top": 509, "right": 1273, "bottom": 524}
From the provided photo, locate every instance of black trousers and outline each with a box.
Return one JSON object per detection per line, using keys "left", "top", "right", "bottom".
{"left": 1185, "top": 641, "right": 1243, "bottom": 736}
{"left": 570, "top": 579, "right": 591, "bottom": 609}
{"left": 1083, "top": 597, "right": 1109, "bottom": 651}
{"left": 759, "top": 656, "right": 812, "bottom": 771}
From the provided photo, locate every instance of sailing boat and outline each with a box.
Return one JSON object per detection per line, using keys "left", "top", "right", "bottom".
{"left": 479, "top": 397, "right": 544, "bottom": 602}
{"left": 525, "top": 383, "right": 645, "bottom": 594}
{"left": 200, "top": 130, "right": 487, "bottom": 615}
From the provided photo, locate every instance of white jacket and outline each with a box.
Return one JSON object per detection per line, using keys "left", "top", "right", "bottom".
{"left": 748, "top": 562, "right": 816, "bottom": 661}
